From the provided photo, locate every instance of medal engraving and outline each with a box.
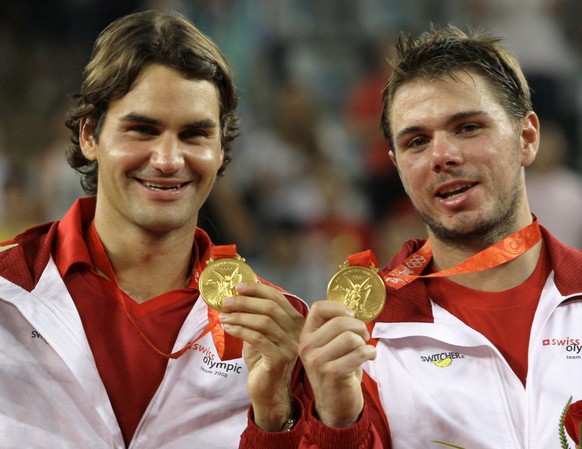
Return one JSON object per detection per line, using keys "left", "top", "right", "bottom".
{"left": 199, "top": 257, "right": 257, "bottom": 311}
{"left": 327, "top": 265, "right": 386, "bottom": 322}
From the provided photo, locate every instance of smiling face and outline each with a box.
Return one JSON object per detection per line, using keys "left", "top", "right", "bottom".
{"left": 389, "top": 71, "right": 539, "bottom": 247}
{"left": 80, "top": 64, "right": 223, "bottom": 236}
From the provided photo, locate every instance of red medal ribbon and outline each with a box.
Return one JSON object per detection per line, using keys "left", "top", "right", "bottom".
{"left": 383, "top": 219, "right": 542, "bottom": 290}
{"left": 347, "top": 249, "right": 379, "bottom": 269}
{"left": 87, "top": 223, "right": 235, "bottom": 360}
{"left": 208, "top": 244, "right": 237, "bottom": 261}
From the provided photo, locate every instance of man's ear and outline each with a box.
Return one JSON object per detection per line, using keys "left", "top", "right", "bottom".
{"left": 520, "top": 111, "right": 540, "bottom": 168}
{"left": 79, "top": 118, "right": 98, "bottom": 161}
{"left": 389, "top": 150, "right": 397, "bottom": 168}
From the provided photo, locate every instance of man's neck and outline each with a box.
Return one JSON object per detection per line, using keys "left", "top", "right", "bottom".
{"left": 93, "top": 219, "right": 196, "bottom": 303}
{"left": 429, "top": 236, "right": 543, "bottom": 292}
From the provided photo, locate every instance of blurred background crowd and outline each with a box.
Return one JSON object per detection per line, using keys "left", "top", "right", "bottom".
{"left": 1, "top": 0, "right": 582, "bottom": 302}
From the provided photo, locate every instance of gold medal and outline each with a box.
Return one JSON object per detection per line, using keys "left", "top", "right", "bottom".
{"left": 199, "top": 255, "right": 257, "bottom": 311}
{"left": 327, "top": 262, "right": 386, "bottom": 323}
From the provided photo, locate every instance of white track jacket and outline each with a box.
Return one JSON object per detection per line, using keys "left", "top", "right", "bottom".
{"left": 0, "top": 201, "right": 304, "bottom": 449}
{"left": 365, "top": 227, "right": 582, "bottom": 449}
{"left": 0, "top": 258, "right": 253, "bottom": 448}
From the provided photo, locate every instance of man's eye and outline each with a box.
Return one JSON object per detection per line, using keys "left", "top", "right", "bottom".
{"left": 182, "top": 129, "right": 207, "bottom": 139}
{"left": 129, "top": 125, "right": 157, "bottom": 135}
{"left": 459, "top": 123, "right": 481, "bottom": 134}
{"left": 408, "top": 136, "right": 429, "bottom": 149}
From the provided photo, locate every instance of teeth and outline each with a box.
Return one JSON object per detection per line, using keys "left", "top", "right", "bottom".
{"left": 142, "top": 181, "right": 183, "bottom": 191}
{"left": 438, "top": 183, "right": 472, "bottom": 198}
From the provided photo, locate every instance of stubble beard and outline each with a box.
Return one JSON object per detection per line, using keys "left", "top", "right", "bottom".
{"left": 417, "top": 179, "right": 523, "bottom": 251}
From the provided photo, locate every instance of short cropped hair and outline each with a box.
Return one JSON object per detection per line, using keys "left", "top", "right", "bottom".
{"left": 381, "top": 24, "right": 532, "bottom": 150}
{"left": 65, "top": 9, "right": 240, "bottom": 194}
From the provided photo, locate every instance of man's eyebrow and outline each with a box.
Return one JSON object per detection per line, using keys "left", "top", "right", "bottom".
{"left": 395, "top": 110, "right": 489, "bottom": 142}
{"left": 447, "top": 110, "right": 489, "bottom": 125}
{"left": 120, "top": 113, "right": 218, "bottom": 129}
{"left": 184, "top": 118, "right": 218, "bottom": 129}
{"left": 395, "top": 125, "right": 426, "bottom": 143}
{"left": 120, "top": 113, "right": 160, "bottom": 125}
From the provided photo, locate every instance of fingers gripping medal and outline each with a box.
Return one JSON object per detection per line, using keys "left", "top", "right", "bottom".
{"left": 199, "top": 245, "right": 257, "bottom": 311}
{"left": 327, "top": 250, "right": 386, "bottom": 323}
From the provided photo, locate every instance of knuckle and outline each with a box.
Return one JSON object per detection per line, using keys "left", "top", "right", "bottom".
{"left": 246, "top": 331, "right": 266, "bottom": 346}
{"left": 298, "top": 341, "right": 311, "bottom": 359}
{"left": 340, "top": 330, "right": 365, "bottom": 348}
{"left": 254, "top": 314, "right": 271, "bottom": 329}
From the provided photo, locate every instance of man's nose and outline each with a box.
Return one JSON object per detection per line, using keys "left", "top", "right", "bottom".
{"left": 150, "top": 134, "right": 184, "bottom": 173}
{"left": 430, "top": 133, "right": 463, "bottom": 172}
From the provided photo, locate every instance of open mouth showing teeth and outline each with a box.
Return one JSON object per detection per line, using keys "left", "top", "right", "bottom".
{"left": 140, "top": 181, "right": 189, "bottom": 191}
{"left": 437, "top": 183, "right": 475, "bottom": 199}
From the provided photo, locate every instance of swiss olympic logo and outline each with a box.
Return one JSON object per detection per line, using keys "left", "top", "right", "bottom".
{"left": 543, "top": 337, "right": 582, "bottom": 359}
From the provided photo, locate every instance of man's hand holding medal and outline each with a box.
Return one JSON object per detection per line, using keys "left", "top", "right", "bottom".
{"left": 199, "top": 245, "right": 305, "bottom": 432}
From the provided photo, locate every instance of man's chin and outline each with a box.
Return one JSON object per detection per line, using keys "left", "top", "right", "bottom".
{"left": 425, "top": 214, "right": 512, "bottom": 249}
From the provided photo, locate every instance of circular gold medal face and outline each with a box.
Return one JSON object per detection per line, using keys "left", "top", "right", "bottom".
{"left": 199, "top": 258, "right": 257, "bottom": 311}
{"left": 327, "top": 266, "right": 386, "bottom": 323}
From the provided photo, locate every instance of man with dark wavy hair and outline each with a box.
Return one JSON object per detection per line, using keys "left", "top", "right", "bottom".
{"left": 0, "top": 10, "right": 306, "bottom": 448}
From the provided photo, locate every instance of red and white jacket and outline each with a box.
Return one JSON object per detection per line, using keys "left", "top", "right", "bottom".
{"left": 246, "top": 227, "right": 582, "bottom": 449}
{"left": 365, "top": 227, "right": 582, "bottom": 448}
{"left": 0, "top": 198, "right": 306, "bottom": 449}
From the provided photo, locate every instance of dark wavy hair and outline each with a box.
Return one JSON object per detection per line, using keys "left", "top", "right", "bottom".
{"left": 65, "top": 9, "right": 240, "bottom": 194}
{"left": 381, "top": 24, "right": 532, "bottom": 151}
